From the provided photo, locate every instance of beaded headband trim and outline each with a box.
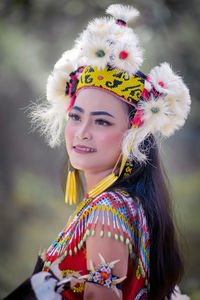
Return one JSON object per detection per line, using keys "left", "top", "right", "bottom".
{"left": 76, "top": 65, "right": 144, "bottom": 107}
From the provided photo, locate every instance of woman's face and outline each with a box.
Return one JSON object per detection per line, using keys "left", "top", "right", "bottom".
{"left": 65, "top": 88, "right": 129, "bottom": 175}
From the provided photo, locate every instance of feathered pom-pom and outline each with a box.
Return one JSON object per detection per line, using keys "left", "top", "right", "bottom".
{"left": 149, "top": 62, "right": 191, "bottom": 136}
{"left": 139, "top": 96, "right": 171, "bottom": 133}
{"left": 47, "top": 71, "right": 69, "bottom": 103}
{"left": 149, "top": 62, "right": 183, "bottom": 94}
{"left": 54, "top": 49, "right": 80, "bottom": 71}
{"left": 112, "top": 35, "right": 143, "bottom": 73}
{"left": 53, "top": 47, "right": 84, "bottom": 76}
{"left": 86, "top": 17, "right": 115, "bottom": 37}
{"left": 53, "top": 61, "right": 74, "bottom": 81}
{"left": 122, "top": 62, "right": 191, "bottom": 162}
{"left": 47, "top": 49, "right": 82, "bottom": 102}
{"left": 29, "top": 99, "right": 68, "bottom": 147}
{"left": 106, "top": 4, "right": 140, "bottom": 24}
{"left": 123, "top": 125, "right": 151, "bottom": 162}
{"left": 81, "top": 37, "right": 112, "bottom": 70}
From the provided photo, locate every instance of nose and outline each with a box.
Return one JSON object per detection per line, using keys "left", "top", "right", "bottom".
{"left": 75, "top": 121, "right": 92, "bottom": 140}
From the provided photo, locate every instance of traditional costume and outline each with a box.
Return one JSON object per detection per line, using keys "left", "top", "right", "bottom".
{"left": 4, "top": 4, "right": 191, "bottom": 300}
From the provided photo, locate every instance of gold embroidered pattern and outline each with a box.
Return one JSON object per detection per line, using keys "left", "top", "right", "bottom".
{"left": 61, "top": 269, "right": 85, "bottom": 293}
{"left": 77, "top": 66, "right": 144, "bottom": 107}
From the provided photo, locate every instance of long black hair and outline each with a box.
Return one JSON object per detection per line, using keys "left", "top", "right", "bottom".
{"left": 109, "top": 134, "right": 184, "bottom": 299}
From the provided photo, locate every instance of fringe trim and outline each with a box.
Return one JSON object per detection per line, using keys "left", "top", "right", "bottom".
{"left": 43, "top": 215, "right": 148, "bottom": 280}
{"left": 43, "top": 193, "right": 150, "bottom": 282}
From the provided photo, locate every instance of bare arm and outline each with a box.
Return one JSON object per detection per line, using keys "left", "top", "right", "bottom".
{"left": 84, "top": 210, "right": 129, "bottom": 300}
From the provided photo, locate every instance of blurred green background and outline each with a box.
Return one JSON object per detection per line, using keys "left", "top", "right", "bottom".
{"left": 0, "top": 0, "right": 199, "bottom": 298}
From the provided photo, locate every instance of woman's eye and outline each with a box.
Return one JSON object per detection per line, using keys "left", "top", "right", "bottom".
{"left": 95, "top": 119, "right": 111, "bottom": 126}
{"left": 68, "top": 113, "right": 80, "bottom": 121}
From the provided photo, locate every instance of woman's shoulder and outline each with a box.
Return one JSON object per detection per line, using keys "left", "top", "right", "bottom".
{"left": 88, "top": 190, "right": 149, "bottom": 246}
{"left": 87, "top": 189, "right": 150, "bottom": 272}
{"left": 91, "top": 189, "right": 146, "bottom": 224}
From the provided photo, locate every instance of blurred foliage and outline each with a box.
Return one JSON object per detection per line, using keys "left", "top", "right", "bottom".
{"left": 172, "top": 172, "right": 200, "bottom": 292}
{"left": 0, "top": 0, "right": 199, "bottom": 298}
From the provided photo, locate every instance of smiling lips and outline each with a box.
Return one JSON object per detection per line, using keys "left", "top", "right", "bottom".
{"left": 73, "top": 145, "right": 96, "bottom": 153}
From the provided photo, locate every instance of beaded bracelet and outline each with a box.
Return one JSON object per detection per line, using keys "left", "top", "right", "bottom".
{"left": 80, "top": 253, "right": 126, "bottom": 297}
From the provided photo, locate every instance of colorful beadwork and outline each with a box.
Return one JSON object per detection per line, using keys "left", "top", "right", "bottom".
{"left": 80, "top": 254, "right": 126, "bottom": 296}
{"left": 43, "top": 190, "right": 150, "bottom": 291}
{"left": 123, "top": 159, "right": 134, "bottom": 177}
{"left": 134, "top": 287, "right": 148, "bottom": 300}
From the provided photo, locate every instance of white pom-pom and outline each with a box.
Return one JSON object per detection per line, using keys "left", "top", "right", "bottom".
{"left": 122, "top": 125, "right": 151, "bottom": 162}
{"left": 53, "top": 47, "right": 84, "bottom": 75}
{"left": 149, "top": 62, "right": 182, "bottom": 94}
{"left": 140, "top": 96, "right": 171, "bottom": 133}
{"left": 29, "top": 99, "right": 68, "bottom": 147}
{"left": 86, "top": 17, "right": 115, "bottom": 37}
{"left": 47, "top": 70, "right": 68, "bottom": 103}
{"left": 81, "top": 37, "right": 112, "bottom": 70}
{"left": 112, "top": 35, "right": 143, "bottom": 73}
{"left": 106, "top": 4, "right": 140, "bottom": 24}
{"left": 149, "top": 62, "right": 191, "bottom": 136}
{"left": 122, "top": 62, "right": 191, "bottom": 161}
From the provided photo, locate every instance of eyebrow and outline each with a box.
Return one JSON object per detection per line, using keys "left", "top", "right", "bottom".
{"left": 91, "top": 111, "right": 114, "bottom": 118}
{"left": 72, "top": 106, "right": 84, "bottom": 113}
{"left": 72, "top": 106, "right": 114, "bottom": 118}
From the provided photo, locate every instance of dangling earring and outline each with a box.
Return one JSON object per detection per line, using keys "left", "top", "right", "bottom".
{"left": 65, "top": 160, "right": 77, "bottom": 205}
{"left": 87, "top": 153, "right": 128, "bottom": 199}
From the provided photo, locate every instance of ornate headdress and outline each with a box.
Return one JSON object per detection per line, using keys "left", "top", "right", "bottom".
{"left": 30, "top": 4, "right": 191, "bottom": 203}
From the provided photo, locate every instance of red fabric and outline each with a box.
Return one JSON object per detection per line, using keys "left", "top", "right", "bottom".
{"left": 60, "top": 247, "right": 86, "bottom": 299}
{"left": 60, "top": 248, "right": 147, "bottom": 299}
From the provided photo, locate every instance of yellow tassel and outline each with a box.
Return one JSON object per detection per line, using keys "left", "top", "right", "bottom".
{"left": 65, "top": 170, "right": 77, "bottom": 205}
{"left": 65, "top": 144, "right": 133, "bottom": 205}
{"left": 65, "top": 171, "right": 70, "bottom": 204}
{"left": 72, "top": 171, "right": 77, "bottom": 204}
{"left": 88, "top": 151, "right": 131, "bottom": 200}
{"left": 119, "top": 154, "right": 128, "bottom": 176}
{"left": 69, "top": 172, "right": 73, "bottom": 206}
{"left": 89, "top": 173, "right": 118, "bottom": 199}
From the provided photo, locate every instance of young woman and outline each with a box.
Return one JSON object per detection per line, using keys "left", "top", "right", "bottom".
{"left": 4, "top": 4, "right": 191, "bottom": 300}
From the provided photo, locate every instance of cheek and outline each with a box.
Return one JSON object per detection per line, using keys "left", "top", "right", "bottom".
{"left": 96, "top": 130, "right": 125, "bottom": 168}
{"left": 65, "top": 122, "right": 74, "bottom": 149}
{"left": 97, "top": 130, "right": 124, "bottom": 151}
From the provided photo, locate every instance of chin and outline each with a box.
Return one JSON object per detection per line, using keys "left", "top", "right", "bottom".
{"left": 70, "top": 156, "right": 95, "bottom": 170}
{"left": 70, "top": 160, "right": 88, "bottom": 171}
